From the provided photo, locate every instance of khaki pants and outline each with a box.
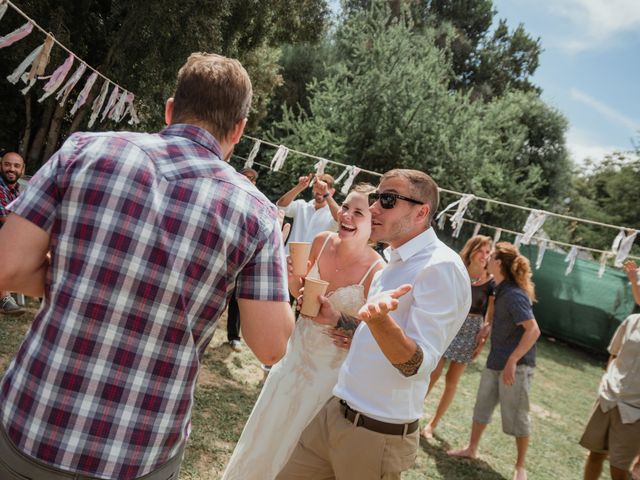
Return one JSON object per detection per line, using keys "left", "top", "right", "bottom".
{"left": 0, "top": 422, "right": 183, "bottom": 480}
{"left": 277, "top": 397, "right": 418, "bottom": 480}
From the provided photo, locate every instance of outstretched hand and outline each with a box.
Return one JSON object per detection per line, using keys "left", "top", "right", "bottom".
{"left": 358, "top": 284, "right": 412, "bottom": 324}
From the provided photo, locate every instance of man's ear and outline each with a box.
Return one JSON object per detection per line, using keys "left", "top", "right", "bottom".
{"left": 164, "top": 98, "right": 174, "bottom": 125}
{"left": 229, "top": 118, "right": 248, "bottom": 145}
{"left": 416, "top": 203, "right": 430, "bottom": 225}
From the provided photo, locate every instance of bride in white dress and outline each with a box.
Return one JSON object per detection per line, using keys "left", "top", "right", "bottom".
{"left": 221, "top": 185, "right": 384, "bottom": 480}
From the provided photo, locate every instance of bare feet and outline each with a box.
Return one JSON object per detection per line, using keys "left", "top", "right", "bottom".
{"left": 420, "top": 424, "right": 434, "bottom": 440}
{"left": 513, "top": 466, "right": 527, "bottom": 480}
{"left": 447, "top": 446, "right": 477, "bottom": 459}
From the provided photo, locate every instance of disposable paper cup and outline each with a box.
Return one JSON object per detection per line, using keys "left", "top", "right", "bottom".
{"left": 289, "top": 242, "right": 311, "bottom": 276}
{"left": 299, "top": 278, "right": 329, "bottom": 317}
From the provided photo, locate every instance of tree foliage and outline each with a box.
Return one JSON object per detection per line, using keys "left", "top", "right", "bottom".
{"left": 0, "top": 0, "right": 330, "bottom": 172}
{"left": 263, "top": 3, "right": 570, "bottom": 231}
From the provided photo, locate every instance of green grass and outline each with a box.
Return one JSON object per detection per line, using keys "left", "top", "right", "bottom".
{"left": 1, "top": 308, "right": 609, "bottom": 479}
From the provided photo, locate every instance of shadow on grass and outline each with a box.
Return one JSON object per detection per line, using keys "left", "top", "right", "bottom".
{"left": 536, "top": 337, "right": 606, "bottom": 372}
{"left": 419, "top": 437, "right": 507, "bottom": 480}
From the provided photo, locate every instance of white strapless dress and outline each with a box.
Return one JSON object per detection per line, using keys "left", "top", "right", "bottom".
{"left": 221, "top": 238, "right": 379, "bottom": 480}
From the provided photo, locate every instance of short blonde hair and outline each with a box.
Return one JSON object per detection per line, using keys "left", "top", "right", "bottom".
{"left": 172, "top": 53, "right": 252, "bottom": 141}
{"left": 381, "top": 169, "right": 439, "bottom": 223}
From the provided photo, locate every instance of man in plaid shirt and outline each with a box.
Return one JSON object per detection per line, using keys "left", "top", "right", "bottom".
{"left": 0, "top": 151, "right": 25, "bottom": 315}
{"left": 0, "top": 53, "right": 294, "bottom": 480}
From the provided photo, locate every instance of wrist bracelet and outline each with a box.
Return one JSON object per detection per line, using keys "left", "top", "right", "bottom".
{"left": 322, "top": 193, "right": 330, "bottom": 199}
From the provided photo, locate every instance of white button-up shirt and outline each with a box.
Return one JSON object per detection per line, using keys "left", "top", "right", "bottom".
{"left": 334, "top": 228, "right": 471, "bottom": 423}
{"left": 281, "top": 199, "right": 338, "bottom": 253}
{"left": 598, "top": 313, "right": 640, "bottom": 424}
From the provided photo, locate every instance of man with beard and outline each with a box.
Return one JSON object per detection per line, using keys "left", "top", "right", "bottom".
{"left": 277, "top": 173, "right": 339, "bottom": 253}
{"left": 0, "top": 53, "right": 294, "bottom": 480}
{"left": 0, "top": 151, "right": 25, "bottom": 315}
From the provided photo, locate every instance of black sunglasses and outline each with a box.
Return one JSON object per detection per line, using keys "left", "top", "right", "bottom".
{"left": 369, "top": 192, "right": 424, "bottom": 209}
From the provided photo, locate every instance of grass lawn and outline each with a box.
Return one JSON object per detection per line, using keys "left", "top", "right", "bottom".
{"left": 1, "top": 306, "right": 610, "bottom": 479}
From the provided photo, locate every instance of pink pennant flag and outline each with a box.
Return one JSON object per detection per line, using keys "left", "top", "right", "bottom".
{"left": 0, "top": 21, "right": 33, "bottom": 49}
{"left": 70, "top": 71, "right": 98, "bottom": 115}
{"left": 39, "top": 54, "right": 74, "bottom": 102}
{"left": 88, "top": 80, "right": 109, "bottom": 128}
{"left": 56, "top": 63, "right": 87, "bottom": 106}
{"left": 101, "top": 85, "right": 119, "bottom": 122}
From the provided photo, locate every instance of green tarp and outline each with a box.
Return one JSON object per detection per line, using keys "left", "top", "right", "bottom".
{"left": 441, "top": 235, "right": 636, "bottom": 354}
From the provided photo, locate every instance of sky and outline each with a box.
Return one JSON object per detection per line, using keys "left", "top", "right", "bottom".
{"left": 492, "top": 0, "right": 640, "bottom": 167}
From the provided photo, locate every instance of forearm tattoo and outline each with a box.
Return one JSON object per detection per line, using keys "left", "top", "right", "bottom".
{"left": 335, "top": 313, "right": 359, "bottom": 339}
{"left": 392, "top": 345, "right": 424, "bottom": 377}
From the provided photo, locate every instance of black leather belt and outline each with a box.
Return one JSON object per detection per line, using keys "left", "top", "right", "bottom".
{"left": 339, "top": 400, "right": 419, "bottom": 436}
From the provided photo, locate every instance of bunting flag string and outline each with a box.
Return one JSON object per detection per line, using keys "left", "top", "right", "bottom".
{"left": 88, "top": 79, "right": 109, "bottom": 128}
{"left": 0, "top": 0, "right": 138, "bottom": 125}
{"left": 472, "top": 223, "right": 481, "bottom": 237}
{"left": 270, "top": 145, "right": 289, "bottom": 172}
{"left": 598, "top": 252, "right": 610, "bottom": 278}
{"left": 339, "top": 166, "right": 360, "bottom": 195}
{"left": 564, "top": 246, "right": 578, "bottom": 276}
{"left": 536, "top": 239, "right": 547, "bottom": 270}
{"left": 240, "top": 134, "right": 639, "bottom": 269}
{"left": 614, "top": 230, "right": 639, "bottom": 267}
{"left": 314, "top": 158, "right": 328, "bottom": 177}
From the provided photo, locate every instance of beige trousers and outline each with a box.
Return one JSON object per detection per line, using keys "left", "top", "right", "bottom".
{"left": 277, "top": 397, "right": 419, "bottom": 480}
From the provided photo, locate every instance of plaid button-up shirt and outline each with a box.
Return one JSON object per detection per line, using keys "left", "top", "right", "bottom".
{"left": 0, "top": 125, "right": 289, "bottom": 479}
{"left": 0, "top": 175, "right": 20, "bottom": 220}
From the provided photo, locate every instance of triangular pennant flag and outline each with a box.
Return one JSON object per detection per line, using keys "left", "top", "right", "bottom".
{"left": 0, "top": 21, "right": 33, "bottom": 49}
{"left": 598, "top": 252, "right": 609, "bottom": 279}
{"left": 614, "top": 230, "right": 638, "bottom": 267}
{"left": 340, "top": 166, "right": 361, "bottom": 195}
{"left": 564, "top": 245, "right": 578, "bottom": 275}
{"left": 472, "top": 223, "right": 481, "bottom": 237}
{"left": 493, "top": 228, "right": 502, "bottom": 245}
{"left": 27, "top": 34, "right": 54, "bottom": 82}
{"left": 535, "top": 239, "right": 547, "bottom": 270}
{"left": 101, "top": 85, "right": 119, "bottom": 122}
{"left": 452, "top": 218, "right": 464, "bottom": 238}
{"left": 244, "top": 140, "right": 260, "bottom": 169}
{"left": 437, "top": 213, "right": 447, "bottom": 230}
{"left": 520, "top": 210, "right": 547, "bottom": 245}
{"left": 270, "top": 145, "right": 288, "bottom": 172}
{"left": 70, "top": 71, "right": 98, "bottom": 115}
{"left": 108, "top": 90, "right": 128, "bottom": 122}
{"left": 39, "top": 54, "right": 74, "bottom": 102}
{"left": 7, "top": 43, "right": 42, "bottom": 84}
{"left": 314, "top": 159, "right": 328, "bottom": 177}
{"left": 56, "top": 63, "right": 86, "bottom": 106}
{"left": 88, "top": 80, "right": 109, "bottom": 128}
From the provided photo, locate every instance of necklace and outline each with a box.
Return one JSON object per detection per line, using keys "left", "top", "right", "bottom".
{"left": 470, "top": 276, "right": 481, "bottom": 284}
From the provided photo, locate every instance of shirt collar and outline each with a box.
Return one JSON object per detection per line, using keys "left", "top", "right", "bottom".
{"left": 0, "top": 176, "right": 19, "bottom": 193}
{"left": 384, "top": 227, "right": 437, "bottom": 263}
{"left": 160, "top": 124, "right": 223, "bottom": 159}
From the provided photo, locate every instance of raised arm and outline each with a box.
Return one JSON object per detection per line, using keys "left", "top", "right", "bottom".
{"left": 624, "top": 260, "right": 640, "bottom": 306}
{"left": 276, "top": 174, "right": 312, "bottom": 208}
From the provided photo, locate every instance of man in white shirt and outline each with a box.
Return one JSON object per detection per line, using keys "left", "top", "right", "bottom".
{"left": 277, "top": 169, "right": 471, "bottom": 480}
{"left": 276, "top": 173, "right": 339, "bottom": 252}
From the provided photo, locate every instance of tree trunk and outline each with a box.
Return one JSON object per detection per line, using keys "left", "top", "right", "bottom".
{"left": 27, "top": 99, "right": 56, "bottom": 171}
{"left": 19, "top": 94, "right": 32, "bottom": 160}
{"left": 41, "top": 103, "right": 66, "bottom": 165}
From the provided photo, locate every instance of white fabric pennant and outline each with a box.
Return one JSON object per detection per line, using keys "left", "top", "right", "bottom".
{"left": 88, "top": 80, "right": 109, "bottom": 128}
{"left": 340, "top": 166, "right": 361, "bottom": 195}
{"left": 535, "top": 239, "right": 547, "bottom": 270}
{"left": 56, "top": 63, "right": 87, "bottom": 106}
{"left": 452, "top": 218, "right": 464, "bottom": 238}
{"left": 437, "top": 213, "right": 447, "bottom": 230}
{"left": 436, "top": 194, "right": 475, "bottom": 232}
{"left": 126, "top": 97, "right": 140, "bottom": 125}
{"left": 313, "top": 159, "right": 328, "bottom": 177}
{"left": 38, "top": 54, "right": 74, "bottom": 102}
{"left": 611, "top": 229, "right": 625, "bottom": 254}
{"left": 564, "top": 245, "right": 578, "bottom": 275}
{"left": 334, "top": 166, "right": 351, "bottom": 185}
{"left": 598, "top": 252, "right": 610, "bottom": 279}
{"left": 270, "top": 145, "right": 288, "bottom": 172}
{"left": 7, "top": 44, "right": 42, "bottom": 84}
{"left": 493, "top": 228, "right": 502, "bottom": 245}
{"left": 244, "top": 140, "right": 261, "bottom": 169}
{"left": 70, "top": 71, "right": 98, "bottom": 115}
{"left": 472, "top": 223, "right": 481, "bottom": 237}
{"left": 614, "top": 230, "right": 638, "bottom": 267}
{"left": 514, "top": 234, "right": 522, "bottom": 249}
{"left": 101, "top": 85, "right": 119, "bottom": 122}
{"left": 108, "top": 90, "right": 128, "bottom": 122}
{"left": 520, "top": 210, "right": 547, "bottom": 245}
{"left": 0, "top": 1, "right": 8, "bottom": 22}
